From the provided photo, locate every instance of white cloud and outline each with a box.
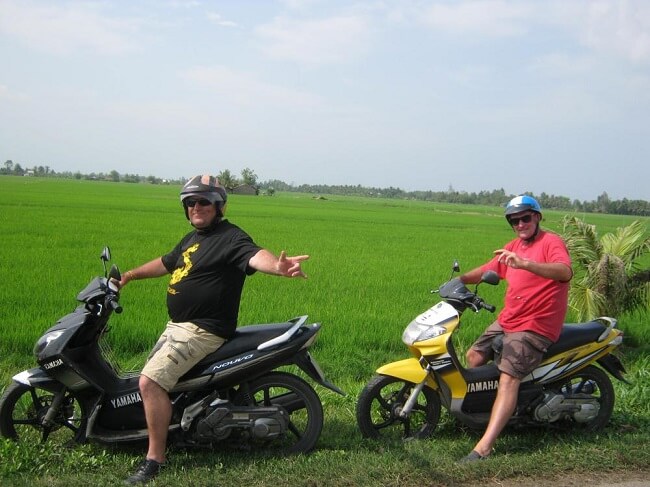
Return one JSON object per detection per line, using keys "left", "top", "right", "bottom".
{"left": 255, "top": 15, "right": 371, "bottom": 65}
{"left": 578, "top": 0, "right": 650, "bottom": 63}
{"left": 420, "top": 0, "right": 534, "bottom": 37}
{"left": 181, "top": 65, "right": 323, "bottom": 109}
{"left": 527, "top": 52, "right": 596, "bottom": 77}
{"left": 0, "top": 0, "right": 144, "bottom": 55}
{"left": 206, "top": 11, "right": 239, "bottom": 28}
{"left": 418, "top": 0, "right": 650, "bottom": 64}
{"left": 104, "top": 100, "right": 214, "bottom": 129}
{"left": 167, "top": 0, "right": 202, "bottom": 8}
{"left": 278, "top": 0, "right": 322, "bottom": 11}
{"left": 0, "top": 84, "right": 30, "bottom": 103}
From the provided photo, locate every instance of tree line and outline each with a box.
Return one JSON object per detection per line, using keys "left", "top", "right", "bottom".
{"left": 0, "top": 161, "right": 260, "bottom": 191}
{"left": 261, "top": 179, "right": 650, "bottom": 217}
{"left": 2, "top": 160, "right": 648, "bottom": 216}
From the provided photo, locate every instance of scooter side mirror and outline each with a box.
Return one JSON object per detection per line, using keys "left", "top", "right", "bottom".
{"left": 101, "top": 247, "right": 112, "bottom": 263}
{"left": 481, "top": 270, "right": 500, "bottom": 286}
{"left": 108, "top": 264, "right": 122, "bottom": 282}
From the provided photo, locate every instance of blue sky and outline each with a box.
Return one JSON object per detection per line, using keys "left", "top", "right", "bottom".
{"left": 1, "top": 0, "right": 648, "bottom": 202}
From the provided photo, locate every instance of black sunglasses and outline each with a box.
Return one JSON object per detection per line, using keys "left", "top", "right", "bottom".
{"left": 185, "top": 198, "right": 212, "bottom": 208}
{"left": 508, "top": 214, "right": 534, "bottom": 226}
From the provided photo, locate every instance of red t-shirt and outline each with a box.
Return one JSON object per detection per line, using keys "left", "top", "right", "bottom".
{"left": 480, "top": 230, "right": 572, "bottom": 342}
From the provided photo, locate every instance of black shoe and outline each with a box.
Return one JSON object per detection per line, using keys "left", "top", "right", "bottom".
{"left": 124, "top": 458, "right": 164, "bottom": 484}
{"left": 458, "top": 450, "right": 489, "bottom": 463}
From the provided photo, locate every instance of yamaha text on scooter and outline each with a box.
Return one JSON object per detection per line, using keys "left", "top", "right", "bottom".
{"left": 356, "top": 262, "right": 627, "bottom": 440}
{"left": 0, "top": 247, "right": 343, "bottom": 454}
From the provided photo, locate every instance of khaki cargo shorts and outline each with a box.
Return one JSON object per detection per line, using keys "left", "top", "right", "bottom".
{"left": 470, "top": 321, "right": 552, "bottom": 380}
{"left": 141, "top": 321, "right": 226, "bottom": 391}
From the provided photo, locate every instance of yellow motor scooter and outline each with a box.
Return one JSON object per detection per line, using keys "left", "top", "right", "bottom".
{"left": 356, "top": 263, "right": 627, "bottom": 440}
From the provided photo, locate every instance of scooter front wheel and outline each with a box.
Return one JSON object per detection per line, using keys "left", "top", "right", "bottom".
{"left": 0, "top": 382, "right": 87, "bottom": 444}
{"left": 356, "top": 374, "right": 441, "bottom": 440}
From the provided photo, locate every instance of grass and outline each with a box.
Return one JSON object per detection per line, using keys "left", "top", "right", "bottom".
{"left": 0, "top": 176, "right": 649, "bottom": 486}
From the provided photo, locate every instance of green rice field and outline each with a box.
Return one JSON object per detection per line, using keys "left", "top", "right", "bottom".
{"left": 1, "top": 176, "right": 649, "bottom": 486}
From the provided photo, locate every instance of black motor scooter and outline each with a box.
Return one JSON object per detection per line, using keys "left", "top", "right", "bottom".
{"left": 0, "top": 247, "right": 343, "bottom": 454}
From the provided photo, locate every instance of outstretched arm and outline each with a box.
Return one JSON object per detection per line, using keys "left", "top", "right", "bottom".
{"left": 249, "top": 249, "right": 309, "bottom": 278}
{"left": 119, "top": 257, "right": 169, "bottom": 286}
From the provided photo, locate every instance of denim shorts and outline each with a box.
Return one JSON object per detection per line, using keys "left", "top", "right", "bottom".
{"left": 470, "top": 321, "right": 552, "bottom": 379}
{"left": 141, "top": 321, "right": 226, "bottom": 391}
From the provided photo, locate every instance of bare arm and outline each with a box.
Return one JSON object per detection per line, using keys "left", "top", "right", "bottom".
{"left": 459, "top": 266, "right": 486, "bottom": 285}
{"left": 248, "top": 249, "right": 309, "bottom": 278}
{"left": 493, "top": 249, "right": 573, "bottom": 282}
{"left": 119, "top": 257, "right": 169, "bottom": 286}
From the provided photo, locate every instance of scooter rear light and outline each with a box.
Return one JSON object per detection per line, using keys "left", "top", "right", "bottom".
{"left": 610, "top": 334, "right": 623, "bottom": 346}
{"left": 302, "top": 333, "right": 318, "bottom": 349}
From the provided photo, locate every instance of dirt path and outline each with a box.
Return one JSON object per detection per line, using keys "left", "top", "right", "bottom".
{"left": 466, "top": 470, "right": 650, "bottom": 487}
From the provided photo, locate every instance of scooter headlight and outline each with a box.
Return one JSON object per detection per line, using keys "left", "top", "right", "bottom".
{"left": 33, "top": 330, "right": 64, "bottom": 357}
{"left": 402, "top": 322, "right": 447, "bottom": 345}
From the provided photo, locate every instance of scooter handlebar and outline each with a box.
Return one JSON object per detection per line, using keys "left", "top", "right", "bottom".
{"left": 482, "top": 302, "right": 496, "bottom": 313}
{"left": 107, "top": 296, "right": 123, "bottom": 314}
{"left": 437, "top": 278, "right": 497, "bottom": 313}
{"left": 470, "top": 297, "right": 496, "bottom": 313}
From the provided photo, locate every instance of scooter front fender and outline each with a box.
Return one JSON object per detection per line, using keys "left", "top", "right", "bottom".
{"left": 12, "top": 368, "right": 63, "bottom": 393}
{"left": 377, "top": 358, "right": 438, "bottom": 389}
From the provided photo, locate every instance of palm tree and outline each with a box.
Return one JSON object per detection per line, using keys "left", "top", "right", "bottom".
{"left": 217, "top": 169, "right": 237, "bottom": 191}
{"left": 240, "top": 167, "right": 258, "bottom": 187}
{"left": 562, "top": 216, "right": 650, "bottom": 321}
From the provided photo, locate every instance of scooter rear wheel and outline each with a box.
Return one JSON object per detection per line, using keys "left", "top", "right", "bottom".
{"left": 234, "top": 371, "right": 323, "bottom": 454}
{"left": 356, "top": 374, "right": 441, "bottom": 440}
{"left": 546, "top": 364, "right": 615, "bottom": 431}
{"left": 0, "top": 382, "right": 87, "bottom": 444}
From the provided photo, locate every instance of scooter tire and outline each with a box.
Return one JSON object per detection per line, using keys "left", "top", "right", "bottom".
{"left": 0, "top": 381, "right": 87, "bottom": 444}
{"left": 356, "top": 374, "right": 441, "bottom": 440}
{"left": 235, "top": 371, "right": 324, "bottom": 454}
{"left": 547, "top": 364, "right": 615, "bottom": 431}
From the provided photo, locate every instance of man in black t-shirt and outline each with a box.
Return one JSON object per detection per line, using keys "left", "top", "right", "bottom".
{"left": 119, "top": 175, "right": 309, "bottom": 484}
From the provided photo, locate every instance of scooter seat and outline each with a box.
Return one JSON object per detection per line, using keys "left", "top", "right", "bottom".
{"left": 544, "top": 321, "right": 608, "bottom": 357}
{"left": 185, "top": 322, "right": 296, "bottom": 372}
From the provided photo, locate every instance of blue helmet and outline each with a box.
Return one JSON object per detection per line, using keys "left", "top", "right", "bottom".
{"left": 504, "top": 195, "right": 541, "bottom": 217}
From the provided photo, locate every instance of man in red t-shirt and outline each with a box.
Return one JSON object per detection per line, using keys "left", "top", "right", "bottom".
{"left": 458, "top": 195, "right": 572, "bottom": 462}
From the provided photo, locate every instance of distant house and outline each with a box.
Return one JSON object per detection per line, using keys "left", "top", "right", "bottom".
{"left": 230, "top": 184, "right": 258, "bottom": 195}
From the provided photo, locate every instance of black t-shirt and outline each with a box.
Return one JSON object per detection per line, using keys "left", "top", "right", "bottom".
{"left": 161, "top": 219, "right": 262, "bottom": 338}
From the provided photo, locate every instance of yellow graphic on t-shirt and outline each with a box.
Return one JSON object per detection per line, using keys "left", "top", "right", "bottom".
{"left": 168, "top": 243, "right": 199, "bottom": 294}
